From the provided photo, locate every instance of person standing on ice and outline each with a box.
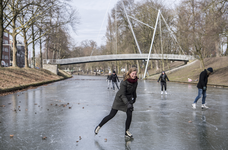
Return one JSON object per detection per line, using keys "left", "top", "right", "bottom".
{"left": 106, "top": 72, "right": 112, "bottom": 89}
{"left": 94, "top": 67, "right": 138, "bottom": 138}
{"left": 111, "top": 70, "right": 120, "bottom": 90}
{"left": 192, "top": 67, "right": 213, "bottom": 109}
{"left": 157, "top": 71, "right": 169, "bottom": 94}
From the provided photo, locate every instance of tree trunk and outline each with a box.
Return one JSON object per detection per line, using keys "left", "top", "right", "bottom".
{"left": 22, "top": 28, "right": 29, "bottom": 68}
{"left": 0, "top": 0, "right": 3, "bottom": 67}
{"left": 166, "top": 59, "right": 170, "bottom": 70}
{"left": 136, "top": 60, "right": 140, "bottom": 74}
{"left": 58, "top": 47, "right": 61, "bottom": 59}
{"left": 132, "top": 43, "right": 140, "bottom": 73}
{"left": 46, "top": 36, "right": 49, "bottom": 59}
{"left": 150, "top": 60, "right": 153, "bottom": 69}
{"left": 52, "top": 44, "right": 56, "bottom": 59}
{"left": 32, "top": 20, "right": 35, "bottom": 68}
{"left": 153, "top": 47, "right": 159, "bottom": 70}
{"left": 40, "top": 32, "right": 42, "bottom": 68}
{"left": 198, "top": 51, "right": 205, "bottom": 69}
{"left": 225, "top": 37, "right": 228, "bottom": 56}
{"left": 161, "top": 57, "right": 164, "bottom": 71}
{"left": 53, "top": 50, "right": 55, "bottom": 60}
{"left": 215, "top": 39, "right": 220, "bottom": 57}
{"left": 159, "top": 15, "right": 164, "bottom": 71}
{"left": 125, "top": 63, "right": 127, "bottom": 73}
{"left": 12, "top": 18, "right": 18, "bottom": 67}
{"left": 117, "top": 61, "right": 120, "bottom": 74}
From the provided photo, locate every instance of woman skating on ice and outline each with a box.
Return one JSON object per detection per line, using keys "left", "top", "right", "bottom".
{"left": 94, "top": 67, "right": 138, "bottom": 138}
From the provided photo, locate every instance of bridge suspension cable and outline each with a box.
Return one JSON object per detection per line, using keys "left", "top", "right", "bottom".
{"left": 121, "top": 0, "right": 142, "bottom": 54}
{"left": 90, "top": 0, "right": 113, "bottom": 56}
{"left": 160, "top": 13, "right": 185, "bottom": 55}
{"left": 143, "top": 10, "right": 161, "bottom": 79}
{"left": 128, "top": 16, "right": 154, "bottom": 29}
{"left": 89, "top": 0, "right": 185, "bottom": 79}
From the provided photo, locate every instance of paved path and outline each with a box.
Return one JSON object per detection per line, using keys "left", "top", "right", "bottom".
{"left": 148, "top": 59, "right": 198, "bottom": 80}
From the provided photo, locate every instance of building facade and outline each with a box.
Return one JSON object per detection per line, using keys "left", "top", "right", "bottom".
{"left": 2, "top": 31, "right": 10, "bottom": 67}
{"left": 10, "top": 40, "right": 25, "bottom": 67}
{"left": 16, "top": 41, "right": 25, "bottom": 68}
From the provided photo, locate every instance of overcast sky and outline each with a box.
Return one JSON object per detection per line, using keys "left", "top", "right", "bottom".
{"left": 70, "top": 0, "right": 180, "bottom": 47}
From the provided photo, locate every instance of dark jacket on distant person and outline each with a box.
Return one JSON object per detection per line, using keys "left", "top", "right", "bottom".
{"left": 107, "top": 75, "right": 112, "bottom": 80}
{"left": 112, "top": 79, "right": 138, "bottom": 112}
{"left": 197, "top": 69, "right": 208, "bottom": 89}
{"left": 111, "top": 74, "right": 119, "bottom": 82}
{"left": 157, "top": 73, "right": 169, "bottom": 82}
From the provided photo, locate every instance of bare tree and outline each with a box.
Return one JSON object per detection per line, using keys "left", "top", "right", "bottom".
{"left": 4, "top": 0, "right": 36, "bottom": 67}
{"left": 44, "top": 0, "right": 79, "bottom": 62}
{"left": 17, "top": 0, "right": 54, "bottom": 68}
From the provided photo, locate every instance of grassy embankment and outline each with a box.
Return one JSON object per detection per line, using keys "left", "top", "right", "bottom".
{"left": 0, "top": 67, "right": 72, "bottom": 95}
{"left": 148, "top": 57, "right": 228, "bottom": 87}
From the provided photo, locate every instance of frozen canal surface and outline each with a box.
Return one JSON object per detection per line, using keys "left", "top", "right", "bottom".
{"left": 0, "top": 75, "right": 228, "bottom": 150}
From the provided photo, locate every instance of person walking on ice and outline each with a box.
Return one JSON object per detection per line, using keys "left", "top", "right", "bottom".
{"left": 107, "top": 72, "right": 112, "bottom": 89}
{"left": 94, "top": 67, "right": 138, "bottom": 138}
{"left": 157, "top": 71, "right": 169, "bottom": 94}
{"left": 192, "top": 67, "right": 213, "bottom": 109}
{"left": 111, "top": 70, "right": 120, "bottom": 91}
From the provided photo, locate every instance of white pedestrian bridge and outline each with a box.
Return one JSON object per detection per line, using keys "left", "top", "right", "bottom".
{"left": 43, "top": 54, "right": 195, "bottom": 65}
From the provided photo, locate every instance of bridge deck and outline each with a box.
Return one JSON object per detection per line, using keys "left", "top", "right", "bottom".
{"left": 43, "top": 54, "right": 195, "bottom": 65}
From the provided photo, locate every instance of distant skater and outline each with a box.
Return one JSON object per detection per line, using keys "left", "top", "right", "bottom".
{"left": 192, "top": 67, "right": 213, "bottom": 109}
{"left": 157, "top": 71, "right": 169, "bottom": 94}
{"left": 111, "top": 71, "right": 120, "bottom": 90}
{"left": 107, "top": 72, "right": 112, "bottom": 89}
{"left": 94, "top": 67, "right": 138, "bottom": 138}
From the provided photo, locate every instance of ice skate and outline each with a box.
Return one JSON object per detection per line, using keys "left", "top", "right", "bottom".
{"left": 192, "top": 103, "right": 196, "bottom": 109}
{"left": 165, "top": 91, "right": 167, "bottom": 94}
{"left": 94, "top": 126, "right": 100, "bottom": 135}
{"left": 161, "top": 91, "right": 163, "bottom": 94}
{"left": 125, "top": 130, "right": 133, "bottom": 138}
{"left": 201, "top": 104, "right": 209, "bottom": 109}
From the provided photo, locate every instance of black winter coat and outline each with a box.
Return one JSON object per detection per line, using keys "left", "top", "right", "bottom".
{"left": 157, "top": 74, "right": 169, "bottom": 82}
{"left": 197, "top": 69, "right": 208, "bottom": 89}
{"left": 111, "top": 74, "right": 119, "bottom": 82}
{"left": 112, "top": 80, "right": 138, "bottom": 112}
{"left": 107, "top": 75, "right": 112, "bottom": 80}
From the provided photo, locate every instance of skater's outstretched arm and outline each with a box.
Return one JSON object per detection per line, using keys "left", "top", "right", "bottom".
{"left": 166, "top": 74, "right": 170, "bottom": 81}
{"left": 117, "top": 76, "right": 120, "bottom": 82}
{"left": 157, "top": 75, "right": 161, "bottom": 82}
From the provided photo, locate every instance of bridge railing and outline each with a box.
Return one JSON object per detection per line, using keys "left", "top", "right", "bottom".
{"left": 43, "top": 59, "right": 57, "bottom": 64}
{"left": 43, "top": 54, "right": 195, "bottom": 65}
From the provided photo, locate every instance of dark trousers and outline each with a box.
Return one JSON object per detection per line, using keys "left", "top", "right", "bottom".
{"left": 112, "top": 82, "right": 119, "bottom": 90}
{"left": 98, "top": 109, "right": 132, "bottom": 132}
{"left": 161, "top": 82, "right": 167, "bottom": 91}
